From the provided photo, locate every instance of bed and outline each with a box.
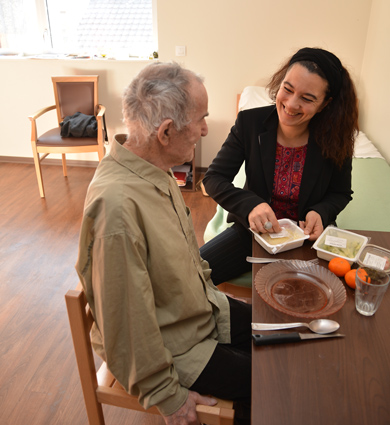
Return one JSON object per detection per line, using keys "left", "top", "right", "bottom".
{"left": 204, "top": 86, "right": 390, "bottom": 244}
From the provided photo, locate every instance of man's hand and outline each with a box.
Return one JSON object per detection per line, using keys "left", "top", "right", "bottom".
{"left": 248, "top": 203, "right": 281, "bottom": 234}
{"left": 299, "top": 211, "right": 323, "bottom": 241}
{"left": 163, "top": 391, "right": 217, "bottom": 425}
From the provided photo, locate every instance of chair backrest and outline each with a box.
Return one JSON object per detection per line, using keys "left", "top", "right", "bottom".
{"left": 52, "top": 76, "right": 99, "bottom": 124}
{"left": 65, "top": 285, "right": 235, "bottom": 425}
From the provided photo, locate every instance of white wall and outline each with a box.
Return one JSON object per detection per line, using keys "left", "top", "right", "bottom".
{"left": 1, "top": 0, "right": 386, "bottom": 167}
{"left": 157, "top": 0, "right": 372, "bottom": 165}
{"left": 358, "top": 0, "right": 390, "bottom": 163}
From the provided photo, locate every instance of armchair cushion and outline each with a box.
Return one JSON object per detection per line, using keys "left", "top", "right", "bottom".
{"left": 37, "top": 127, "right": 99, "bottom": 147}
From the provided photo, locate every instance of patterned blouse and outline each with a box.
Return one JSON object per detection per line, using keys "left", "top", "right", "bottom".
{"left": 270, "top": 142, "right": 308, "bottom": 221}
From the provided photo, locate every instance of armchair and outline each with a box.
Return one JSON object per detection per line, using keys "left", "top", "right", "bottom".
{"left": 29, "top": 75, "right": 107, "bottom": 198}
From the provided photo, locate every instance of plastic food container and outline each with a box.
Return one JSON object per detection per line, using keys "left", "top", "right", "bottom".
{"left": 313, "top": 226, "right": 368, "bottom": 265}
{"left": 357, "top": 244, "right": 390, "bottom": 273}
{"left": 251, "top": 219, "right": 310, "bottom": 254}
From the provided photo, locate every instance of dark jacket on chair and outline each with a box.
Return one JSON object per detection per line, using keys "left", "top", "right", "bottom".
{"left": 60, "top": 112, "right": 97, "bottom": 138}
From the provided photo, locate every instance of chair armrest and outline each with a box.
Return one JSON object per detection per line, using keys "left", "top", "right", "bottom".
{"left": 196, "top": 399, "right": 235, "bottom": 424}
{"left": 96, "top": 104, "right": 106, "bottom": 117}
{"left": 29, "top": 105, "right": 57, "bottom": 142}
{"left": 96, "top": 104, "right": 107, "bottom": 144}
{"left": 28, "top": 105, "right": 56, "bottom": 122}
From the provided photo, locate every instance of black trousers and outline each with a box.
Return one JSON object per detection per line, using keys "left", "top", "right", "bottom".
{"left": 200, "top": 224, "right": 252, "bottom": 285}
{"left": 190, "top": 297, "right": 252, "bottom": 425}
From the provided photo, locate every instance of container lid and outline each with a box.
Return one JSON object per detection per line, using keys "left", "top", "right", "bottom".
{"left": 357, "top": 244, "right": 390, "bottom": 273}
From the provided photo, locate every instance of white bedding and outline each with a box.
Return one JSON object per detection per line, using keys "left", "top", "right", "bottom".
{"left": 353, "top": 132, "right": 384, "bottom": 159}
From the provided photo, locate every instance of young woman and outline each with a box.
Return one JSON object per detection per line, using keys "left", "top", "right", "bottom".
{"left": 200, "top": 47, "right": 359, "bottom": 285}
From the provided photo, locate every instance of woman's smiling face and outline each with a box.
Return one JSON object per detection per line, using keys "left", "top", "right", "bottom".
{"left": 276, "top": 63, "right": 329, "bottom": 132}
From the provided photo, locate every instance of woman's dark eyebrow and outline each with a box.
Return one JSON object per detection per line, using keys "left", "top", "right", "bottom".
{"left": 284, "top": 81, "right": 318, "bottom": 100}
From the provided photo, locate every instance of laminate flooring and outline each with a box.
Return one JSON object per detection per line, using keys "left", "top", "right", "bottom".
{"left": 0, "top": 162, "right": 217, "bottom": 425}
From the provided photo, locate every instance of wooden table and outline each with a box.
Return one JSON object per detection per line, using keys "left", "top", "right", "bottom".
{"left": 251, "top": 230, "right": 390, "bottom": 425}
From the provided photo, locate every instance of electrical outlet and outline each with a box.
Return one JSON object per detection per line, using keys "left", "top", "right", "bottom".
{"left": 175, "top": 46, "right": 186, "bottom": 56}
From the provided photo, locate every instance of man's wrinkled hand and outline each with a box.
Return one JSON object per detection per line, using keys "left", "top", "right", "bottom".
{"left": 163, "top": 391, "right": 217, "bottom": 425}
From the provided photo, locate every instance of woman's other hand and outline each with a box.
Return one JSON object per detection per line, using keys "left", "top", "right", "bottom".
{"left": 248, "top": 203, "right": 282, "bottom": 234}
{"left": 299, "top": 211, "right": 323, "bottom": 241}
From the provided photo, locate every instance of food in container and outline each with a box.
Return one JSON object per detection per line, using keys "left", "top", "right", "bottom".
{"left": 357, "top": 244, "right": 390, "bottom": 273}
{"left": 260, "top": 225, "right": 301, "bottom": 245}
{"left": 313, "top": 226, "right": 368, "bottom": 265}
{"left": 251, "top": 219, "right": 309, "bottom": 254}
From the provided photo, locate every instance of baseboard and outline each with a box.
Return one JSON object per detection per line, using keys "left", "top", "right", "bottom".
{"left": 0, "top": 156, "right": 209, "bottom": 171}
{"left": 0, "top": 156, "right": 99, "bottom": 168}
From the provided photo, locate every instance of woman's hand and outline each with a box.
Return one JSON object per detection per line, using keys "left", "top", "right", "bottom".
{"left": 248, "top": 203, "right": 282, "bottom": 234}
{"left": 163, "top": 391, "right": 217, "bottom": 425}
{"left": 299, "top": 211, "right": 323, "bottom": 241}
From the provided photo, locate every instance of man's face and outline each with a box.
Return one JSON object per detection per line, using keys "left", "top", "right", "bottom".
{"left": 168, "top": 79, "right": 209, "bottom": 166}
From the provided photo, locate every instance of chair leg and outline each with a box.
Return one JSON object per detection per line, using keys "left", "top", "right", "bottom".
{"left": 62, "top": 154, "right": 67, "bottom": 177}
{"left": 97, "top": 144, "right": 105, "bottom": 161}
{"left": 32, "top": 150, "right": 45, "bottom": 198}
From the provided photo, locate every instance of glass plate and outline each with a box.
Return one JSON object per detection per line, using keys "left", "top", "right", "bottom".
{"left": 255, "top": 260, "right": 347, "bottom": 318}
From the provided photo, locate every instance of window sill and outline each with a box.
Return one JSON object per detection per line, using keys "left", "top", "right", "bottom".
{"left": 0, "top": 50, "right": 158, "bottom": 61}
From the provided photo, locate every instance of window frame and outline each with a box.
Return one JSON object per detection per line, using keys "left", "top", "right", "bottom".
{"left": 2, "top": 0, "right": 158, "bottom": 59}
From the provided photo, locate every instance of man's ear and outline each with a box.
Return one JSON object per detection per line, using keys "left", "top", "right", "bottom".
{"left": 157, "top": 119, "right": 174, "bottom": 146}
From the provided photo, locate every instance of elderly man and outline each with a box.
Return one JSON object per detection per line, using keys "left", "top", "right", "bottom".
{"left": 76, "top": 62, "right": 251, "bottom": 425}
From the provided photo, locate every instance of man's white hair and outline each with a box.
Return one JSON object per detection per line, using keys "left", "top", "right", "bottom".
{"left": 122, "top": 62, "right": 204, "bottom": 139}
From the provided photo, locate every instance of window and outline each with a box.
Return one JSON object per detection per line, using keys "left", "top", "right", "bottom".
{"left": 0, "top": 0, "right": 158, "bottom": 59}
{"left": 0, "top": 0, "right": 45, "bottom": 52}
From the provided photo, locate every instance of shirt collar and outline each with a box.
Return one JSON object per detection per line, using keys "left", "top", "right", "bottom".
{"left": 110, "top": 134, "right": 172, "bottom": 196}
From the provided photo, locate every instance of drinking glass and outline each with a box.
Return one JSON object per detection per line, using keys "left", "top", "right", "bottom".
{"left": 355, "top": 266, "right": 389, "bottom": 316}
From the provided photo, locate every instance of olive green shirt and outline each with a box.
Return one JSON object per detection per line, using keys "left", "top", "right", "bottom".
{"left": 76, "top": 135, "right": 230, "bottom": 416}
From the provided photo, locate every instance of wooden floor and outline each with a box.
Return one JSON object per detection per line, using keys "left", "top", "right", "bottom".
{"left": 0, "top": 162, "right": 217, "bottom": 425}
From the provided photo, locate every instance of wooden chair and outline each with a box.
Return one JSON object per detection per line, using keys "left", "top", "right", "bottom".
{"left": 218, "top": 272, "right": 252, "bottom": 301}
{"left": 65, "top": 284, "right": 235, "bottom": 425}
{"left": 29, "top": 75, "right": 107, "bottom": 198}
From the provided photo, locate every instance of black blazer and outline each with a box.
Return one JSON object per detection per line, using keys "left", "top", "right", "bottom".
{"left": 203, "top": 105, "right": 353, "bottom": 230}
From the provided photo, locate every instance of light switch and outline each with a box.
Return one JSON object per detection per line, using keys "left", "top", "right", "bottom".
{"left": 175, "top": 46, "right": 186, "bottom": 56}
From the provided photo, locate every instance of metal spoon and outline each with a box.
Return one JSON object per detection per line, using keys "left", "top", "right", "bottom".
{"left": 252, "top": 319, "right": 340, "bottom": 335}
{"left": 246, "top": 256, "right": 319, "bottom": 264}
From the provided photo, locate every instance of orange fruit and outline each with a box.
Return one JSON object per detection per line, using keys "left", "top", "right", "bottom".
{"left": 344, "top": 269, "right": 357, "bottom": 289}
{"left": 357, "top": 268, "right": 371, "bottom": 283}
{"left": 328, "top": 257, "right": 351, "bottom": 277}
{"left": 344, "top": 268, "right": 371, "bottom": 289}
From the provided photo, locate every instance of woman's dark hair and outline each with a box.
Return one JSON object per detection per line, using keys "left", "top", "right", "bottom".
{"left": 267, "top": 55, "right": 359, "bottom": 168}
